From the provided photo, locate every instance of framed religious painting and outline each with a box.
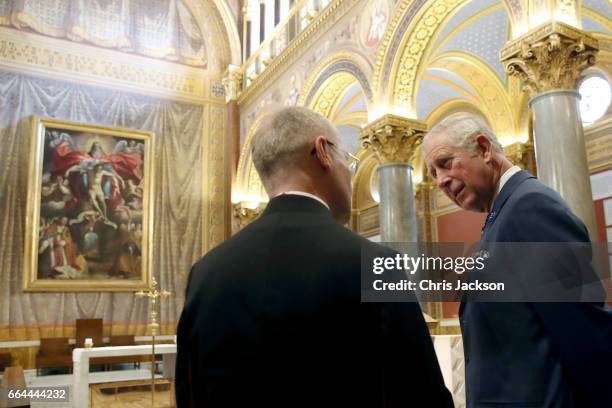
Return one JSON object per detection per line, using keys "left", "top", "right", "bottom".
{"left": 23, "top": 117, "right": 154, "bottom": 291}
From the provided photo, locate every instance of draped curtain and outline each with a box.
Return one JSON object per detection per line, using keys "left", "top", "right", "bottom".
{"left": 0, "top": 70, "right": 205, "bottom": 340}
{"left": 0, "top": 0, "right": 207, "bottom": 66}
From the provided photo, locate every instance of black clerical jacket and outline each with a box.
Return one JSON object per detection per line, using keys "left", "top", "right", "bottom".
{"left": 176, "top": 194, "right": 453, "bottom": 407}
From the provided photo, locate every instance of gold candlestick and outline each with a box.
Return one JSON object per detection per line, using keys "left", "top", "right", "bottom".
{"left": 136, "top": 277, "right": 171, "bottom": 407}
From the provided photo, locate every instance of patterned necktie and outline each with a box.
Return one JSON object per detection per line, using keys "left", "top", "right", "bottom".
{"left": 481, "top": 211, "right": 497, "bottom": 234}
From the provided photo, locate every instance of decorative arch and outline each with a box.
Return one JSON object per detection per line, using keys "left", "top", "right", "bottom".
{"left": 304, "top": 73, "right": 359, "bottom": 117}
{"left": 299, "top": 51, "right": 374, "bottom": 111}
{"left": 209, "top": 0, "right": 242, "bottom": 65}
{"left": 425, "top": 52, "right": 518, "bottom": 143}
{"left": 371, "top": 0, "right": 466, "bottom": 110}
{"left": 351, "top": 149, "right": 379, "bottom": 211}
{"left": 425, "top": 99, "right": 492, "bottom": 129}
{"left": 234, "top": 114, "right": 271, "bottom": 204}
{"left": 182, "top": 0, "right": 237, "bottom": 71}
{"left": 373, "top": 0, "right": 523, "bottom": 117}
{"left": 591, "top": 33, "right": 612, "bottom": 80}
{"left": 583, "top": 8, "right": 612, "bottom": 34}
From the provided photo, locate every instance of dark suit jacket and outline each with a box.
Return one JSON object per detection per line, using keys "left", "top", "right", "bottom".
{"left": 176, "top": 195, "right": 453, "bottom": 407}
{"left": 460, "top": 170, "right": 612, "bottom": 407}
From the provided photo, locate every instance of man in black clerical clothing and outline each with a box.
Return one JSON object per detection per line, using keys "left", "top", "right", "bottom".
{"left": 175, "top": 107, "right": 453, "bottom": 407}
{"left": 423, "top": 112, "right": 612, "bottom": 408}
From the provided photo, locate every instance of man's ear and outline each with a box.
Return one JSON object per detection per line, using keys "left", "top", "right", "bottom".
{"left": 312, "top": 135, "right": 333, "bottom": 170}
{"left": 475, "top": 134, "right": 493, "bottom": 163}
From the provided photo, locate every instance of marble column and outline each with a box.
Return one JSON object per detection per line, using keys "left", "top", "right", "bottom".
{"left": 223, "top": 65, "right": 243, "bottom": 238}
{"left": 501, "top": 22, "right": 599, "bottom": 239}
{"left": 360, "top": 114, "right": 427, "bottom": 243}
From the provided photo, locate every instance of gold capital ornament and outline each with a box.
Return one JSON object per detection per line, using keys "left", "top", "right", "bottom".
{"left": 360, "top": 114, "right": 427, "bottom": 165}
{"left": 233, "top": 202, "right": 265, "bottom": 229}
{"left": 501, "top": 22, "right": 599, "bottom": 97}
{"left": 504, "top": 141, "right": 537, "bottom": 175}
{"left": 222, "top": 65, "right": 243, "bottom": 103}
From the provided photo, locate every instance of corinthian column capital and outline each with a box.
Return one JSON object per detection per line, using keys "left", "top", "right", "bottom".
{"left": 501, "top": 22, "right": 598, "bottom": 97}
{"left": 359, "top": 114, "right": 427, "bottom": 165}
{"left": 233, "top": 202, "right": 264, "bottom": 230}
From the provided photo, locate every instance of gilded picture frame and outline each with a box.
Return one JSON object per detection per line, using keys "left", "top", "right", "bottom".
{"left": 23, "top": 117, "right": 154, "bottom": 291}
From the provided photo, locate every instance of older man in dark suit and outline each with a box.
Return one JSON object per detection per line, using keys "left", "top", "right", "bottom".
{"left": 175, "top": 107, "right": 453, "bottom": 407}
{"left": 423, "top": 112, "right": 612, "bottom": 408}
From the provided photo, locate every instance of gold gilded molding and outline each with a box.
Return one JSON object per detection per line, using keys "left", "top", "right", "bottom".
{"left": 356, "top": 205, "right": 380, "bottom": 237}
{"left": 234, "top": 114, "right": 269, "bottom": 207}
{"left": 203, "top": 104, "right": 228, "bottom": 251}
{"left": 415, "top": 180, "right": 436, "bottom": 242}
{"left": 309, "top": 73, "right": 356, "bottom": 117}
{"left": 232, "top": 203, "right": 265, "bottom": 230}
{"left": 371, "top": 0, "right": 413, "bottom": 102}
{"left": 585, "top": 115, "right": 612, "bottom": 173}
{"left": 0, "top": 27, "right": 214, "bottom": 103}
{"left": 237, "top": 0, "right": 356, "bottom": 107}
{"left": 298, "top": 51, "right": 373, "bottom": 108}
{"left": 427, "top": 52, "right": 518, "bottom": 142}
{"left": 372, "top": 0, "right": 463, "bottom": 110}
{"left": 583, "top": 8, "right": 612, "bottom": 34}
{"left": 351, "top": 150, "right": 379, "bottom": 211}
{"left": 360, "top": 114, "right": 427, "bottom": 164}
{"left": 501, "top": 22, "right": 599, "bottom": 97}
{"left": 504, "top": 141, "right": 537, "bottom": 175}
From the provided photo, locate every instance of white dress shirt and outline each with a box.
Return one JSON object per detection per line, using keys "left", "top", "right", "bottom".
{"left": 276, "top": 191, "right": 330, "bottom": 210}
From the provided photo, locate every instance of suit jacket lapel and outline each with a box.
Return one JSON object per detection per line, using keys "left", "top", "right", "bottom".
{"left": 461, "top": 171, "right": 535, "bottom": 317}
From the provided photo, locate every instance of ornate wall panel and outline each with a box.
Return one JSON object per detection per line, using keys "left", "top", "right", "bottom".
{"left": 0, "top": 71, "right": 228, "bottom": 345}
{"left": 0, "top": 27, "right": 223, "bottom": 104}
{"left": 203, "top": 104, "right": 229, "bottom": 250}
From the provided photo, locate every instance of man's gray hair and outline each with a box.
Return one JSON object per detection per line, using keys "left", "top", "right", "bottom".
{"left": 251, "top": 107, "right": 338, "bottom": 180}
{"left": 424, "top": 112, "right": 504, "bottom": 155}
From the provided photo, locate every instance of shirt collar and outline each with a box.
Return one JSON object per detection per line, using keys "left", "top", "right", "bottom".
{"left": 276, "top": 191, "right": 330, "bottom": 210}
{"left": 491, "top": 165, "right": 521, "bottom": 208}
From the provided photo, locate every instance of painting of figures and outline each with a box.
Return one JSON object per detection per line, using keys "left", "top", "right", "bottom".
{"left": 23, "top": 117, "right": 153, "bottom": 291}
